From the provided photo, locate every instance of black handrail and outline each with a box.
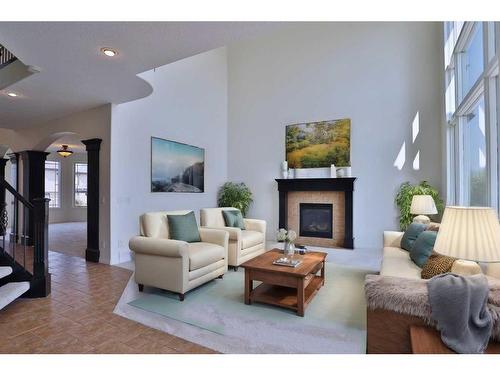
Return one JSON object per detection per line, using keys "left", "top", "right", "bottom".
{"left": 0, "top": 179, "right": 33, "bottom": 209}
{"left": 0, "top": 44, "right": 17, "bottom": 69}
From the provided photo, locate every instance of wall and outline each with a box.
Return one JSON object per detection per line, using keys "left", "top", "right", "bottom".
{"left": 46, "top": 152, "right": 88, "bottom": 224}
{"left": 110, "top": 48, "right": 228, "bottom": 264}
{"left": 227, "top": 23, "right": 445, "bottom": 248}
{"left": 0, "top": 105, "right": 112, "bottom": 263}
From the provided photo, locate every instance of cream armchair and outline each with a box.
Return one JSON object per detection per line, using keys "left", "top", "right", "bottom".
{"left": 129, "top": 210, "right": 228, "bottom": 301}
{"left": 200, "top": 207, "right": 266, "bottom": 270}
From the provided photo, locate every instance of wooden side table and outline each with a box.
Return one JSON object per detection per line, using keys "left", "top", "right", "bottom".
{"left": 410, "top": 326, "right": 500, "bottom": 354}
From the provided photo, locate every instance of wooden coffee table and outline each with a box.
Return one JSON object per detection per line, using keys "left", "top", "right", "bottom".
{"left": 240, "top": 249, "right": 327, "bottom": 317}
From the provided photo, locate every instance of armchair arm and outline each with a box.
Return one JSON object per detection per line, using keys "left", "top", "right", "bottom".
{"left": 244, "top": 218, "right": 266, "bottom": 234}
{"left": 383, "top": 231, "right": 404, "bottom": 248}
{"left": 199, "top": 228, "right": 229, "bottom": 248}
{"left": 201, "top": 226, "right": 241, "bottom": 240}
{"left": 129, "top": 236, "right": 188, "bottom": 257}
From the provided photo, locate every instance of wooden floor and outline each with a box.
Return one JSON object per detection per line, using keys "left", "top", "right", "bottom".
{"left": 0, "top": 251, "right": 216, "bottom": 354}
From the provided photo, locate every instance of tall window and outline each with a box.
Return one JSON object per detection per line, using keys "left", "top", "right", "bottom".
{"left": 444, "top": 22, "right": 499, "bottom": 211}
{"left": 74, "top": 163, "right": 88, "bottom": 207}
{"left": 45, "top": 161, "right": 60, "bottom": 208}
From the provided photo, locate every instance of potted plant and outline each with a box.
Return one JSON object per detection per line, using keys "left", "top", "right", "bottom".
{"left": 217, "top": 182, "right": 253, "bottom": 217}
{"left": 395, "top": 181, "right": 444, "bottom": 231}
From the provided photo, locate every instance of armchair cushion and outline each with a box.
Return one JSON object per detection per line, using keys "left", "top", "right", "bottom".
{"left": 222, "top": 209, "right": 246, "bottom": 229}
{"left": 187, "top": 242, "right": 225, "bottom": 271}
{"left": 167, "top": 211, "right": 201, "bottom": 243}
{"left": 241, "top": 230, "right": 264, "bottom": 249}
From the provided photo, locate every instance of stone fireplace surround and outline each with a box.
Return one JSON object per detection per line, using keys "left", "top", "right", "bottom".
{"left": 276, "top": 178, "right": 355, "bottom": 249}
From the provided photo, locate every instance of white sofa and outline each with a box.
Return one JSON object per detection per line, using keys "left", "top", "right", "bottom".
{"left": 129, "top": 210, "right": 229, "bottom": 300}
{"left": 200, "top": 207, "right": 266, "bottom": 269}
{"left": 381, "top": 230, "right": 500, "bottom": 279}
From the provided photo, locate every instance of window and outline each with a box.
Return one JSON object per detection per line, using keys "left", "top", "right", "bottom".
{"left": 444, "top": 22, "right": 499, "bottom": 212}
{"left": 74, "top": 163, "right": 88, "bottom": 207}
{"left": 464, "top": 97, "right": 488, "bottom": 206}
{"left": 45, "top": 161, "right": 60, "bottom": 208}
{"left": 459, "top": 23, "right": 484, "bottom": 100}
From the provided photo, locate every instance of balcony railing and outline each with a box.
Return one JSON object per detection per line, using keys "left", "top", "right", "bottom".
{"left": 0, "top": 44, "right": 17, "bottom": 69}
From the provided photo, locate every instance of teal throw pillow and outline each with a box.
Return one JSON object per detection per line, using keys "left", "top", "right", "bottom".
{"left": 401, "top": 222, "right": 427, "bottom": 251}
{"left": 410, "top": 230, "right": 437, "bottom": 267}
{"left": 167, "top": 211, "right": 201, "bottom": 243}
{"left": 222, "top": 209, "right": 246, "bottom": 230}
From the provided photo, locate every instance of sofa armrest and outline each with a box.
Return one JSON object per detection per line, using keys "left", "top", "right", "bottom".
{"left": 129, "top": 236, "right": 188, "bottom": 257}
{"left": 202, "top": 226, "right": 241, "bottom": 240}
{"left": 244, "top": 218, "right": 266, "bottom": 234}
{"left": 383, "top": 231, "right": 404, "bottom": 248}
{"left": 199, "top": 228, "right": 229, "bottom": 249}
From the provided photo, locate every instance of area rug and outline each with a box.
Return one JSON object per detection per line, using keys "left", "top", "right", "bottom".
{"left": 114, "top": 260, "right": 376, "bottom": 353}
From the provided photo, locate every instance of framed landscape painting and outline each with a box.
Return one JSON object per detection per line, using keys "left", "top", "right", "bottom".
{"left": 151, "top": 137, "right": 205, "bottom": 193}
{"left": 286, "top": 119, "right": 351, "bottom": 168}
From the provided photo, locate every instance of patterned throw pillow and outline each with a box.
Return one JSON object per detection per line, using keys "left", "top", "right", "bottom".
{"left": 421, "top": 252, "right": 456, "bottom": 279}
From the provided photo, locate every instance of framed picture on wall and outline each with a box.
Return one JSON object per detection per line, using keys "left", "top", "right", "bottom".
{"left": 151, "top": 137, "right": 205, "bottom": 193}
{"left": 286, "top": 118, "right": 351, "bottom": 168}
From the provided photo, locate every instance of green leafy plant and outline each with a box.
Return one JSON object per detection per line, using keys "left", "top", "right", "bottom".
{"left": 217, "top": 182, "right": 253, "bottom": 217}
{"left": 395, "top": 181, "right": 444, "bottom": 231}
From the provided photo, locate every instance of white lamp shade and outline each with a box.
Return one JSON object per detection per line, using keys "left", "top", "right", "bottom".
{"left": 410, "top": 195, "right": 438, "bottom": 215}
{"left": 434, "top": 206, "right": 500, "bottom": 262}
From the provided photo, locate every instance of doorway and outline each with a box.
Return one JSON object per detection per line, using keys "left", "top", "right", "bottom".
{"left": 44, "top": 134, "right": 88, "bottom": 258}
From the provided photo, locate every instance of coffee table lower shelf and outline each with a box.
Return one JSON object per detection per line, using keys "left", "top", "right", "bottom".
{"left": 249, "top": 276, "right": 323, "bottom": 315}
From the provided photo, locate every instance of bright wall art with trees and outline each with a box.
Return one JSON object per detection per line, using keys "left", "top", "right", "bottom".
{"left": 285, "top": 119, "right": 351, "bottom": 168}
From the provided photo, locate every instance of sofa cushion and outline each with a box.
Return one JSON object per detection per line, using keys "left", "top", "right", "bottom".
{"left": 187, "top": 242, "right": 225, "bottom": 271}
{"left": 223, "top": 209, "right": 246, "bottom": 230}
{"left": 167, "top": 211, "right": 201, "bottom": 243}
{"left": 401, "top": 223, "right": 427, "bottom": 251}
{"left": 410, "top": 230, "right": 437, "bottom": 267}
{"left": 421, "top": 252, "right": 456, "bottom": 279}
{"left": 241, "top": 230, "right": 264, "bottom": 249}
{"left": 380, "top": 247, "right": 422, "bottom": 279}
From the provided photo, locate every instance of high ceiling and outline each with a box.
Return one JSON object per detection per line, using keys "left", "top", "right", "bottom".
{"left": 0, "top": 22, "right": 284, "bottom": 129}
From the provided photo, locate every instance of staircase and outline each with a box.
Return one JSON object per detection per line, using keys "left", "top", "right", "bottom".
{"left": 0, "top": 176, "right": 51, "bottom": 301}
{"left": 0, "top": 266, "right": 29, "bottom": 310}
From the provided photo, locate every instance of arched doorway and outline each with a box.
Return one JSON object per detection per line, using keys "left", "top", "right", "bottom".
{"left": 44, "top": 134, "right": 88, "bottom": 258}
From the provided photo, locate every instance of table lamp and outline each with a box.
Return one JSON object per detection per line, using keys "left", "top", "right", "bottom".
{"left": 410, "top": 195, "right": 438, "bottom": 225}
{"left": 434, "top": 206, "right": 500, "bottom": 275}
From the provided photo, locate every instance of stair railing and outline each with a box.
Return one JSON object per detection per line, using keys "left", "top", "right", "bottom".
{"left": 0, "top": 44, "right": 17, "bottom": 69}
{"left": 0, "top": 177, "right": 50, "bottom": 297}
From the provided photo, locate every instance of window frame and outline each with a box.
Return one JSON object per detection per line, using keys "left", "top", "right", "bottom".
{"left": 73, "top": 162, "right": 88, "bottom": 208}
{"left": 44, "top": 160, "right": 61, "bottom": 209}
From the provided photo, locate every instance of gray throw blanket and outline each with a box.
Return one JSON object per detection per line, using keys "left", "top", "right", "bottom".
{"left": 428, "top": 273, "right": 493, "bottom": 354}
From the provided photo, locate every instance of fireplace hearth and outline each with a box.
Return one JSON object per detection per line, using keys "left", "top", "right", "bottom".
{"left": 299, "top": 203, "right": 333, "bottom": 239}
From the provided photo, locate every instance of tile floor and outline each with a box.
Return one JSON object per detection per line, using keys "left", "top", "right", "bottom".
{"left": 0, "top": 251, "right": 216, "bottom": 354}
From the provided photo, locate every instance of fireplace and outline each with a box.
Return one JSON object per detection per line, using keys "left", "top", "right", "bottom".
{"left": 299, "top": 203, "right": 333, "bottom": 239}
{"left": 276, "top": 178, "right": 355, "bottom": 248}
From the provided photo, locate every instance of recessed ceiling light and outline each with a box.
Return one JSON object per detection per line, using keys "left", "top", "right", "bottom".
{"left": 101, "top": 48, "right": 118, "bottom": 57}
{"left": 7, "top": 92, "right": 18, "bottom": 97}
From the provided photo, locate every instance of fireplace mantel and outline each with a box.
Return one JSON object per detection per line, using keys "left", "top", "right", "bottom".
{"left": 275, "top": 178, "right": 356, "bottom": 248}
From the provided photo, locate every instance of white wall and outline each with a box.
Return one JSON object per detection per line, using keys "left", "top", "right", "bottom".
{"left": 110, "top": 48, "right": 228, "bottom": 264}
{"left": 227, "top": 23, "right": 445, "bottom": 248}
{"left": 47, "top": 152, "right": 87, "bottom": 224}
